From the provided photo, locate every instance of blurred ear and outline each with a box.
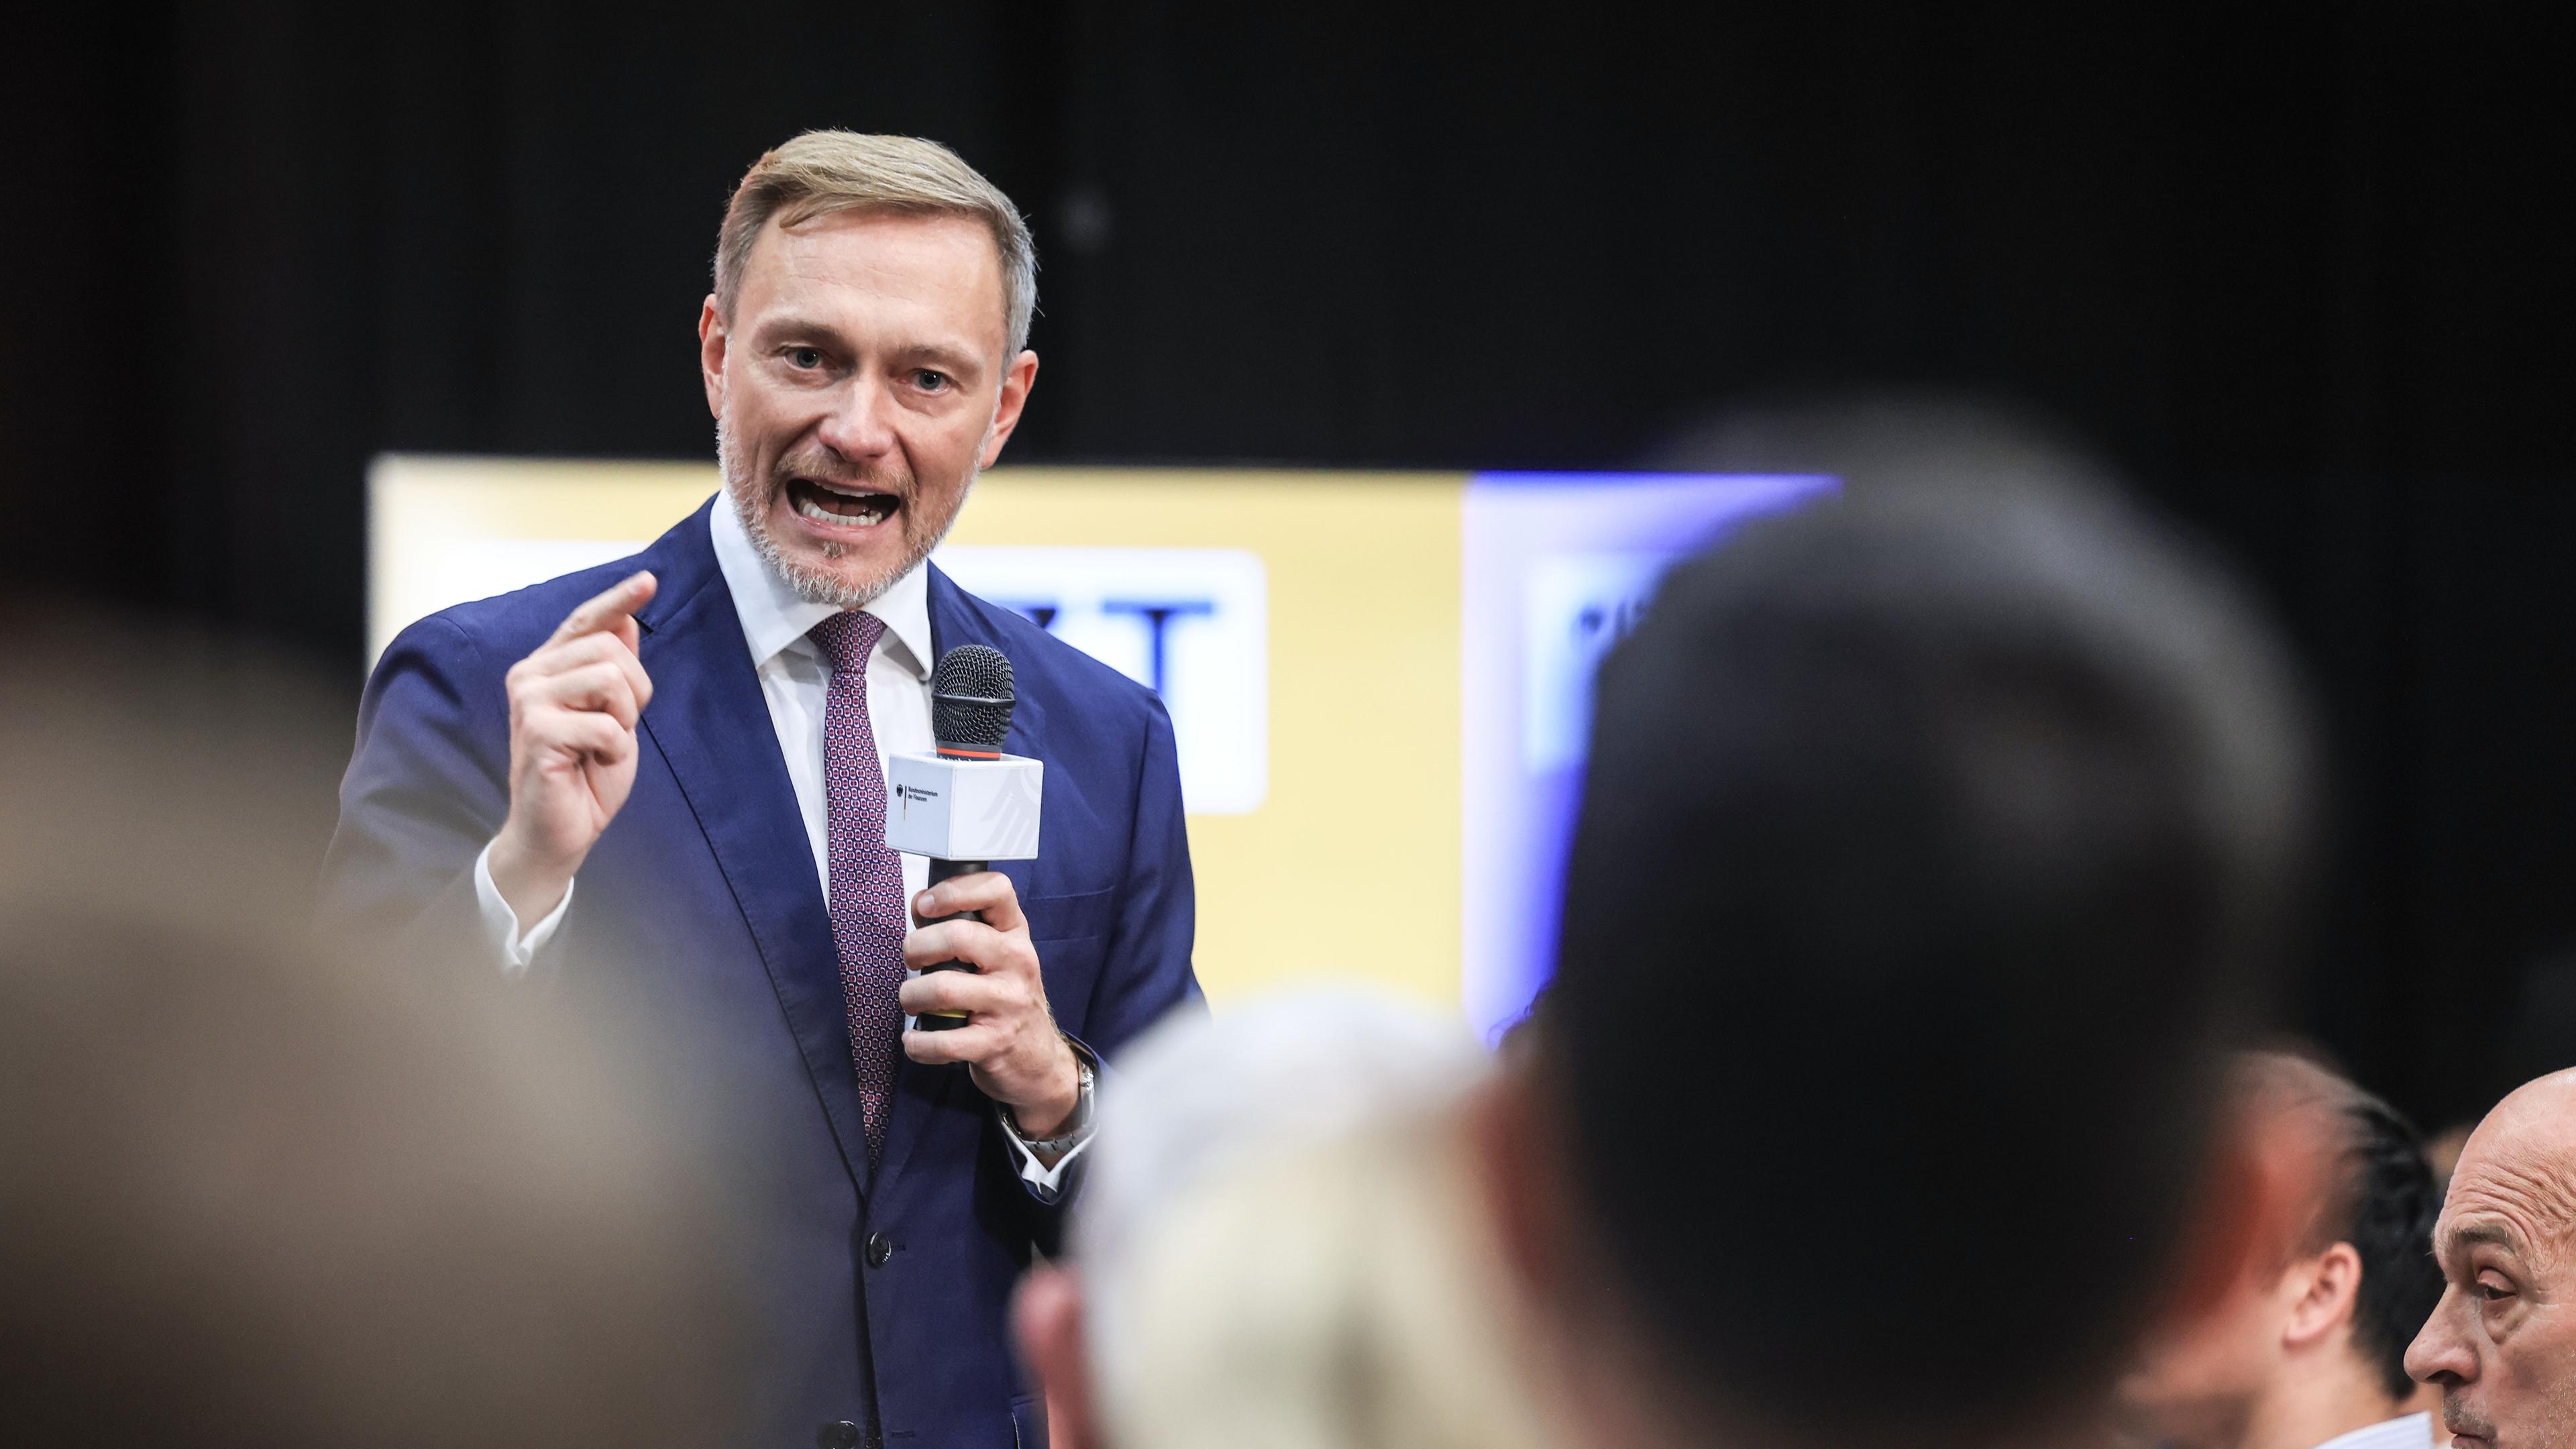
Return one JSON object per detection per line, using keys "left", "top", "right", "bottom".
{"left": 1468, "top": 1064, "right": 1575, "bottom": 1318}
{"left": 1011, "top": 1265, "right": 1101, "bottom": 1449}
{"left": 2283, "top": 1242, "right": 2363, "bottom": 1350}
{"left": 1470, "top": 1063, "right": 1700, "bottom": 1449}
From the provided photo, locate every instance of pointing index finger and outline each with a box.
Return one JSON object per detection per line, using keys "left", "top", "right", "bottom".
{"left": 547, "top": 570, "right": 657, "bottom": 648}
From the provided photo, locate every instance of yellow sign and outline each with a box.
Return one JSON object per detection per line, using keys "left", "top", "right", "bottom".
{"left": 370, "top": 457, "right": 1464, "bottom": 1012}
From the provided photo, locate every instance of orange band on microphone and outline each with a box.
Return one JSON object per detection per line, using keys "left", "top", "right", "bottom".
{"left": 937, "top": 747, "right": 1004, "bottom": 760}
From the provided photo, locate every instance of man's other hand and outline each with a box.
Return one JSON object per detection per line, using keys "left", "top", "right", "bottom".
{"left": 488, "top": 572, "right": 658, "bottom": 928}
{"left": 900, "top": 873, "right": 1081, "bottom": 1136}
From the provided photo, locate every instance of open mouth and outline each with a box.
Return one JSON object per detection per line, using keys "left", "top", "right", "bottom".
{"left": 787, "top": 476, "right": 901, "bottom": 531}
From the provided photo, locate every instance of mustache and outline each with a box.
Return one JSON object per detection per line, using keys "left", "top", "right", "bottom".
{"left": 2445, "top": 1393, "right": 2494, "bottom": 1439}
{"left": 770, "top": 446, "right": 912, "bottom": 500}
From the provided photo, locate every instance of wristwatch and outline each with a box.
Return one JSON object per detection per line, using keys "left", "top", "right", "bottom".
{"left": 1006, "top": 1044, "right": 1095, "bottom": 1156}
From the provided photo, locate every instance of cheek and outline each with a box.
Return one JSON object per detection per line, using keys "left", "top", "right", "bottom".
{"left": 722, "top": 374, "right": 781, "bottom": 430}
{"left": 723, "top": 366, "right": 820, "bottom": 437}
{"left": 918, "top": 411, "right": 989, "bottom": 464}
{"left": 904, "top": 414, "right": 995, "bottom": 488}
{"left": 2500, "top": 1303, "right": 2576, "bottom": 1383}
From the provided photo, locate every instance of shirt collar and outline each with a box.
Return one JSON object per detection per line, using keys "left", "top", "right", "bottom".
{"left": 2311, "top": 1413, "right": 2434, "bottom": 1449}
{"left": 707, "top": 492, "right": 934, "bottom": 682}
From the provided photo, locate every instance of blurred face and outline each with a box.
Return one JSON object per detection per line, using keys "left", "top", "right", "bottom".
{"left": 2406, "top": 1098, "right": 2576, "bottom": 1449}
{"left": 2117, "top": 1260, "right": 2296, "bottom": 1444}
{"left": 699, "top": 209, "right": 1037, "bottom": 607}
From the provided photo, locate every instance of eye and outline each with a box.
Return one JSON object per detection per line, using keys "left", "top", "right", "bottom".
{"left": 785, "top": 346, "right": 826, "bottom": 370}
{"left": 2477, "top": 1273, "right": 2518, "bottom": 1303}
{"left": 912, "top": 368, "right": 951, "bottom": 392}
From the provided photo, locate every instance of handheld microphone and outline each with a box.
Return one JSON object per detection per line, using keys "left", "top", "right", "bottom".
{"left": 932, "top": 645, "right": 1016, "bottom": 763}
{"left": 888, "top": 645, "right": 1043, "bottom": 1032}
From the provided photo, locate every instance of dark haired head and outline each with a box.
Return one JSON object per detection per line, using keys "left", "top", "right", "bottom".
{"left": 1545, "top": 478, "right": 2312, "bottom": 1446}
{"left": 2224, "top": 1051, "right": 2443, "bottom": 1401}
{"left": 2328, "top": 1093, "right": 2446, "bottom": 1399}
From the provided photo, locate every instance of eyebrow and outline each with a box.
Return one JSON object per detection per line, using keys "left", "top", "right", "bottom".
{"left": 892, "top": 341, "right": 985, "bottom": 380}
{"left": 2443, "top": 1221, "right": 2527, "bottom": 1259}
{"left": 750, "top": 314, "right": 986, "bottom": 378}
{"left": 748, "top": 311, "right": 841, "bottom": 343}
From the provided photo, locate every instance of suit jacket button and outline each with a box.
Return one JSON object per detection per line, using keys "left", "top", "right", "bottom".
{"left": 865, "top": 1232, "right": 892, "bottom": 1268}
{"left": 818, "top": 1420, "right": 865, "bottom": 1449}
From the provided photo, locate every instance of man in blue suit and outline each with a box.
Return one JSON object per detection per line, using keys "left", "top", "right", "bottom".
{"left": 320, "top": 132, "right": 1199, "bottom": 1448}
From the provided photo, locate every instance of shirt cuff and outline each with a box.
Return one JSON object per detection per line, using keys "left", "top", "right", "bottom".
{"left": 473, "top": 839, "right": 575, "bottom": 976}
{"left": 996, "top": 1097, "right": 1095, "bottom": 1203}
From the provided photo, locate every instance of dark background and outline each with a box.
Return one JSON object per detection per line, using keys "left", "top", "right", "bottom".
{"left": 8, "top": 3, "right": 2569, "bottom": 1127}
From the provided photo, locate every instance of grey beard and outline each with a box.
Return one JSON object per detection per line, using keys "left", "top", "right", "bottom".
{"left": 716, "top": 417, "right": 957, "bottom": 610}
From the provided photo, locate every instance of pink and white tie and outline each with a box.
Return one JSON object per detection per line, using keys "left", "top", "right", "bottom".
{"left": 810, "top": 611, "right": 910, "bottom": 1165}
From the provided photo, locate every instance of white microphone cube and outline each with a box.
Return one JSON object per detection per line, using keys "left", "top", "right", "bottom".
{"left": 883, "top": 752, "right": 1044, "bottom": 861}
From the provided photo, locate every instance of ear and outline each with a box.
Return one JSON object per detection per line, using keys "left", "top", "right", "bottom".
{"left": 1468, "top": 1065, "right": 1575, "bottom": 1318}
{"left": 1012, "top": 1263, "right": 1102, "bottom": 1449}
{"left": 977, "top": 350, "right": 1041, "bottom": 470}
{"left": 1468, "top": 1065, "right": 1689, "bottom": 1449}
{"left": 698, "top": 295, "right": 729, "bottom": 419}
{"left": 2283, "top": 1242, "right": 2363, "bottom": 1350}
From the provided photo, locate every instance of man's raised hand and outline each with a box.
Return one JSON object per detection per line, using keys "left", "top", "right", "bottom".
{"left": 487, "top": 572, "right": 657, "bottom": 928}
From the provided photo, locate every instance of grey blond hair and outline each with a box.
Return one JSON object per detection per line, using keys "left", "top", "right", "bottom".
{"left": 713, "top": 131, "right": 1037, "bottom": 357}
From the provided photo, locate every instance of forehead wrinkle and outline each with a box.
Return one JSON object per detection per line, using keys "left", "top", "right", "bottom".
{"left": 2444, "top": 1156, "right": 2576, "bottom": 1274}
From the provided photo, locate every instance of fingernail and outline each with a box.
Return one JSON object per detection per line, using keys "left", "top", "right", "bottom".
{"left": 916, "top": 892, "right": 935, "bottom": 913}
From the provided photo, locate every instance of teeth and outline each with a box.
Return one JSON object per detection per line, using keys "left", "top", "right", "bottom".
{"left": 795, "top": 491, "right": 892, "bottom": 527}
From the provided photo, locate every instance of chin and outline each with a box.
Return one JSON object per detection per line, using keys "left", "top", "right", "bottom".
{"left": 727, "top": 491, "right": 904, "bottom": 609}
{"left": 715, "top": 422, "right": 970, "bottom": 608}
{"left": 774, "top": 540, "right": 916, "bottom": 611}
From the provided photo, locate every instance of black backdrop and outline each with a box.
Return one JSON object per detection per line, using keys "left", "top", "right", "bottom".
{"left": 9, "top": 2, "right": 2570, "bottom": 1126}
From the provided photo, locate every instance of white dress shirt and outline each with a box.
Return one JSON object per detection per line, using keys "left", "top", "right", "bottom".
{"left": 472, "top": 499, "right": 1087, "bottom": 1195}
{"left": 2311, "top": 1412, "right": 2436, "bottom": 1449}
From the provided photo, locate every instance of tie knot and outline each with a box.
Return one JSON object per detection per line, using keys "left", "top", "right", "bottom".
{"left": 808, "top": 610, "right": 887, "bottom": 670}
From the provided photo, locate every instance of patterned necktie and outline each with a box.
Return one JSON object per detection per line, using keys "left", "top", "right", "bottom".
{"left": 809, "top": 610, "right": 910, "bottom": 1165}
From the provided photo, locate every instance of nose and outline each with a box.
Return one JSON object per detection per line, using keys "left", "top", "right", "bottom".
{"left": 812, "top": 372, "right": 901, "bottom": 464}
{"left": 2405, "top": 1287, "right": 2477, "bottom": 1387}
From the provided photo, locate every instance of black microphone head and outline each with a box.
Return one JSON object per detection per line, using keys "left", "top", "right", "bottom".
{"left": 932, "top": 645, "right": 1016, "bottom": 754}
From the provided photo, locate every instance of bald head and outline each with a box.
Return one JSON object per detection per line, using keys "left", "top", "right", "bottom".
{"left": 2478, "top": 1068, "right": 2576, "bottom": 1146}
{"left": 2440, "top": 1072, "right": 2576, "bottom": 1289}
{"left": 2406, "top": 1069, "right": 2576, "bottom": 1449}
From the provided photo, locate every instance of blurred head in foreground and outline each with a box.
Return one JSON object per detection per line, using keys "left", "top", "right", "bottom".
{"left": 0, "top": 608, "right": 753, "bottom": 1446}
{"left": 2119, "top": 1051, "right": 2443, "bottom": 1449}
{"left": 2406, "top": 1069, "right": 2576, "bottom": 1449}
{"left": 1476, "top": 475, "right": 2317, "bottom": 1449}
{"left": 1014, "top": 987, "right": 1565, "bottom": 1449}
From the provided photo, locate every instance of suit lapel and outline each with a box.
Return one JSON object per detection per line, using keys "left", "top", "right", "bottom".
{"left": 637, "top": 506, "right": 875, "bottom": 1201}
{"left": 870, "top": 568, "right": 1052, "bottom": 1196}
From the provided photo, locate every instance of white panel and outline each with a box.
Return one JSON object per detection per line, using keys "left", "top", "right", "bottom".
{"left": 933, "top": 545, "right": 1269, "bottom": 815}
{"left": 1519, "top": 550, "right": 1670, "bottom": 773}
{"left": 885, "top": 753, "right": 1044, "bottom": 861}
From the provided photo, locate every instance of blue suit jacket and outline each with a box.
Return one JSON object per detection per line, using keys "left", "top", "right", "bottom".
{"left": 320, "top": 500, "right": 1201, "bottom": 1447}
